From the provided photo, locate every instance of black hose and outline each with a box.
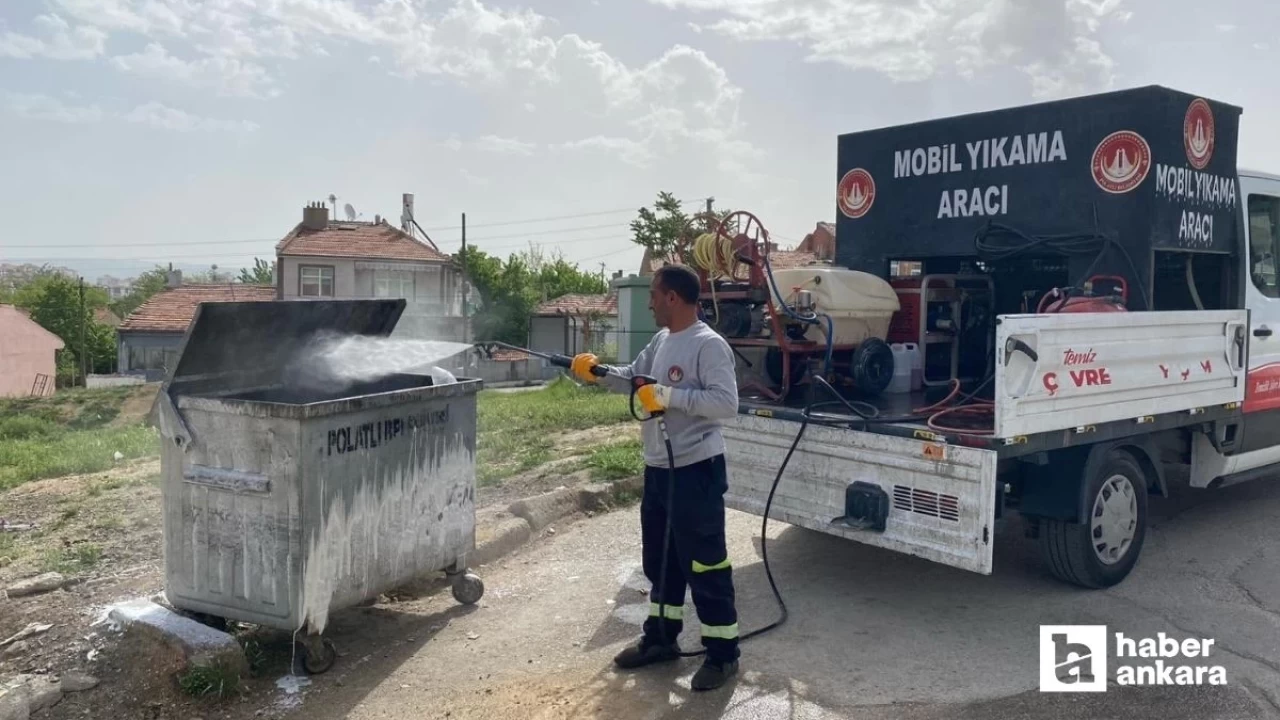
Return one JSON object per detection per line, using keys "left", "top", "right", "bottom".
{"left": 646, "top": 370, "right": 995, "bottom": 657}
{"left": 649, "top": 377, "right": 840, "bottom": 657}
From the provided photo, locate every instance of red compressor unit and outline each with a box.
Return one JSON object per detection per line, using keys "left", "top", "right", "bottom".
{"left": 1037, "top": 275, "right": 1129, "bottom": 313}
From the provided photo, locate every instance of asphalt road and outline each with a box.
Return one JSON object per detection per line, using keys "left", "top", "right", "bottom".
{"left": 291, "top": 476, "right": 1280, "bottom": 720}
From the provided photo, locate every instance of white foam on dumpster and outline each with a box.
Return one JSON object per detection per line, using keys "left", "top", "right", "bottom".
{"left": 298, "top": 436, "right": 474, "bottom": 635}
{"left": 288, "top": 333, "right": 471, "bottom": 391}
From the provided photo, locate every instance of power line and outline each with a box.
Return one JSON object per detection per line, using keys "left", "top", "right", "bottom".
{"left": 1, "top": 195, "right": 712, "bottom": 251}
{"left": 2, "top": 233, "right": 644, "bottom": 265}
{"left": 418, "top": 197, "right": 710, "bottom": 231}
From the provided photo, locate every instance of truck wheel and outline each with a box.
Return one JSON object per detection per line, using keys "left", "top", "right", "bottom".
{"left": 1040, "top": 449, "right": 1148, "bottom": 588}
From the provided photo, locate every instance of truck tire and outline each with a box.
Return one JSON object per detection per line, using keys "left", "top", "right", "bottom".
{"left": 1040, "top": 449, "right": 1148, "bottom": 588}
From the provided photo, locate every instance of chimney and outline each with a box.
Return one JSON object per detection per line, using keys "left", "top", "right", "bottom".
{"left": 302, "top": 201, "right": 329, "bottom": 230}
{"left": 166, "top": 269, "right": 183, "bottom": 288}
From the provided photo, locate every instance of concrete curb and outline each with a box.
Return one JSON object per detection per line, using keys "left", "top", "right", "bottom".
{"left": 472, "top": 516, "right": 533, "bottom": 568}
{"left": 468, "top": 476, "right": 643, "bottom": 571}
{"left": 508, "top": 487, "right": 581, "bottom": 533}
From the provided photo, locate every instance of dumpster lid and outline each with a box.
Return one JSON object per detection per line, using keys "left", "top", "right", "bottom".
{"left": 164, "top": 298, "right": 407, "bottom": 395}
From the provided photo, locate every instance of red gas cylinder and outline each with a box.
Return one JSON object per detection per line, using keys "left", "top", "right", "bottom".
{"left": 1037, "top": 276, "right": 1129, "bottom": 313}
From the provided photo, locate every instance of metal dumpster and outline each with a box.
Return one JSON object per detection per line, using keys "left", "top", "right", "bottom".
{"left": 153, "top": 298, "right": 483, "bottom": 673}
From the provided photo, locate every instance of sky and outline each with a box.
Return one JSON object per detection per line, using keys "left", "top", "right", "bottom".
{"left": 0, "top": 0, "right": 1277, "bottom": 284}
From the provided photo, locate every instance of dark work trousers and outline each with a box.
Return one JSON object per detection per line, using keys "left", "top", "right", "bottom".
{"left": 641, "top": 453, "right": 740, "bottom": 664}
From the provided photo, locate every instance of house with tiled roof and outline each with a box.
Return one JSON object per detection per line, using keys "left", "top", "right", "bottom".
{"left": 275, "top": 201, "right": 467, "bottom": 342}
{"left": 528, "top": 291, "right": 620, "bottom": 364}
{"left": 116, "top": 273, "right": 276, "bottom": 380}
{"left": 795, "top": 222, "right": 836, "bottom": 261}
{"left": 0, "top": 304, "right": 64, "bottom": 397}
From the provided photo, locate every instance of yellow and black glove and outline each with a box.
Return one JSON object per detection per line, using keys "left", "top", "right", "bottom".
{"left": 636, "top": 383, "right": 672, "bottom": 415}
{"left": 570, "top": 353, "right": 600, "bottom": 384}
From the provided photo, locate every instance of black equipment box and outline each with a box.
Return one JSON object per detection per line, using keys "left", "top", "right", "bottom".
{"left": 835, "top": 85, "right": 1243, "bottom": 310}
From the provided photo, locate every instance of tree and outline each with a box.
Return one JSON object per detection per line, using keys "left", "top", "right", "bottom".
{"left": 11, "top": 272, "right": 117, "bottom": 380}
{"left": 238, "top": 257, "right": 275, "bottom": 285}
{"left": 629, "top": 192, "right": 729, "bottom": 263}
{"left": 111, "top": 267, "right": 170, "bottom": 319}
{"left": 455, "top": 244, "right": 607, "bottom": 346}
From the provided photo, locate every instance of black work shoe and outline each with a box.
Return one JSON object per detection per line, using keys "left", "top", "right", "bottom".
{"left": 613, "top": 640, "right": 679, "bottom": 670}
{"left": 691, "top": 659, "right": 739, "bottom": 691}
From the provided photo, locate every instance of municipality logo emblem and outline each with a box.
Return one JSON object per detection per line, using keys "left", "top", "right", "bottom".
{"left": 1040, "top": 625, "right": 1107, "bottom": 692}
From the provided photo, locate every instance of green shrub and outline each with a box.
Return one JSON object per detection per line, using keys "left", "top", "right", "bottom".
{"left": 0, "top": 415, "right": 60, "bottom": 441}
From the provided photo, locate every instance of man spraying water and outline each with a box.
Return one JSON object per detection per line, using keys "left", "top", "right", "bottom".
{"left": 570, "top": 264, "right": 742, "bottom": 691}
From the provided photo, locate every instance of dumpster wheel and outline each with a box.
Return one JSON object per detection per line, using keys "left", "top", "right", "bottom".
{"left": 295, "top": 635, "right": 337, "bottom": 675}
{"left": 451, "top": 571, "right": 485, "bottom": 605}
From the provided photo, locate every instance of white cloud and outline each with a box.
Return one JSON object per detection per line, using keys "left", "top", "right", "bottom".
{"left": 5, "top": 93, "right": 104, "bottom": 123}
{"left": 4, "top": 93, "right": 255, "bottom": 133}
{"left": 47, "top": 0, "right": 185, "bottom": 36}
{"left": 111, "top": 42, "right": 277, "bottom": 98}
{"left": 558, "top": 136, "right": 655, "bottom": 169}
{"left": 123, "top": 101, "right": 258, "bottom": 132}
{"left": 474, "top": 135, "right": 538, "bottom": 155}
{"left": 3, "top": 0, "right": 755, "bottom": 171}
{"left": 647, "top": 0, "right": 1127, "bottom": 97}
{"left": 0, "top": 14, "right": 106, "bottom": 60}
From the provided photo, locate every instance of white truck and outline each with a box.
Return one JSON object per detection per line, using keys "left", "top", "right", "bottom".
{"left": 721, "top": 85, "right": 1280, "bottom": 588}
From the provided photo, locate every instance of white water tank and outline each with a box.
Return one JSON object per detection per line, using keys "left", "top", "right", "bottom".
{"left": 766, "top": 266, "right": 900, "bottom": 345}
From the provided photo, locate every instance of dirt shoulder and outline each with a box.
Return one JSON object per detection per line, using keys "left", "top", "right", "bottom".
{"left": 0, "top": 418, "right": 642, "bottom": 720}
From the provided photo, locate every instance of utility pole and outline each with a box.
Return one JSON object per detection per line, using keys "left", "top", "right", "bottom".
{"left": 706, "top": 197, "right": 714, "bottom": 215}
{"left": 78, "top": 277, "right": 86, "bottom": 387}
{"left": 599, "top": 262, "right": 606, "bottom": 283}
{"left": 460, "top": 212, "right": 468, "bottom": 345}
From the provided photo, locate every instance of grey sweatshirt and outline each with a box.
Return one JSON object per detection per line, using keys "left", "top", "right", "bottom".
{"left": 601, "top": 320, "right": 740, "bottom": 468}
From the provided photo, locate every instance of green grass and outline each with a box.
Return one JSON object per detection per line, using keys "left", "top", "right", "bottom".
{"left": 476, "top": 376, "right": 633, "bottom": 486}
{"left": 0, "top": 385, "right": 160, "bottom": 491}
{"left": 178, "top": 662, "right": 241, "bottom": 699}
{"left": 0, "top": 415, "right": 60, "bottom": 440}
{"left": 585, "top": 438, "right": 645, "bottom": 481}
{"left": 0, "top": 424, "right": 159, "bottom": 490}
{"left": 40, "top": 542, "right": 103, "bottom": 574}
{"left": 0, "top": 386, "right": 136, "bottom": 430}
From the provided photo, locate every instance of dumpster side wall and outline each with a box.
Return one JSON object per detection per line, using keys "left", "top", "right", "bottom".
{"left": 163, "top": 409, "right": 304, "bottom": 629}
{"left": 297, "top": 389, "right": 478, "bottom": 635}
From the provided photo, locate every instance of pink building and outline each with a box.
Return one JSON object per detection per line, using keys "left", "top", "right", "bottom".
{"left": 0, "top": 304, "right": 64, "bottom": 397}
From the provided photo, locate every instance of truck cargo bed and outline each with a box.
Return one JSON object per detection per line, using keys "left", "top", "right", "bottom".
{"left": 736, "top": 309, "right": 1249, "bottom": 459}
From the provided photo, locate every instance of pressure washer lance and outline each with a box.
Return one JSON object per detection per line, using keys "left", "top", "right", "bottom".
{"left": 473, "top": 341, "right": 795, "bottom": 658}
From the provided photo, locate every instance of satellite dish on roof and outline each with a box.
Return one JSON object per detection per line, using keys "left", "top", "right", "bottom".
{"left": 344, "top": 203, "right": 357, "bottom": 221}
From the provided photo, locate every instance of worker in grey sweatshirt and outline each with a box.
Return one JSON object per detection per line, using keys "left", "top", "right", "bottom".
{"left": 571, "top": 264, "right": 741, "bottom": 691}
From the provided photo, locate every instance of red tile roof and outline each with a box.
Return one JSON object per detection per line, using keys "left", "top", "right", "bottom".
{"left": 276, "top": 220, "right": 450, "bottom": 263}
{"left": 533, "top": 292, "right": 617, "bottom": 316}
{"left": 119, "top": 284, "right": 277, "bottom": 333}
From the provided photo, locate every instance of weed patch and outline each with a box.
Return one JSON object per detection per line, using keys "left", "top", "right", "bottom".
{"left": 40, "top": 542, "right": 103, "bottom": 574}
{"left": 585, "top": 438, "right": 645, "bottom": 481}
{"left": 178, "top": 662, "right": 241, "bottom": 699}
{"left": 0, "top": 416, "right": 59, "bottom": 440}
{"left": 0, "top": 425, "right": 159, "bottom": 490}
{"left": 476, "top": 377, "right": 632, "bottom": 485}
